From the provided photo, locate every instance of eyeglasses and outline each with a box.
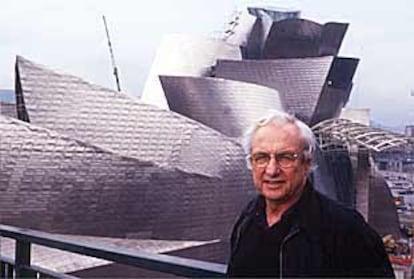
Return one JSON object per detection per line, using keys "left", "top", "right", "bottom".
{"left": 249, "top": 151, "right": 302, "bottom": 169}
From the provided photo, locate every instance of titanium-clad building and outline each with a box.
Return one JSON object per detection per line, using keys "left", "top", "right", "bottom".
{"left": 2, "top": 56, "right": 254, "bottom": 242}
{"left": 213, "top": 56, "right": 358, "bottom": 125}
{"left": 15, "top": 56, "right": 247, "bottom": 179}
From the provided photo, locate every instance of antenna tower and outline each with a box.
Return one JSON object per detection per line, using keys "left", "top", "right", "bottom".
{"left": 103, "top": 15, "right": 121, "bottom": 92}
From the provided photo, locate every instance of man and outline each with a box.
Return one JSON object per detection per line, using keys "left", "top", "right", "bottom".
{"left": 227, "top": 110, "right": 394, "bottom": 278}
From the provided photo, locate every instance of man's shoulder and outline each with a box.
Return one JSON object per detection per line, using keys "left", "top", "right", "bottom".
{"left": 308, "top": 189, "right": 370, "bottom": 232}
{"left": 238, "top": 195, "right": 262, "bottom": 218}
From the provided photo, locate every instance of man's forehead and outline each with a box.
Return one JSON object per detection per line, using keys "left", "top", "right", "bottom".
{"left": 252, "top": 122, "right": 304, "bottom": 149}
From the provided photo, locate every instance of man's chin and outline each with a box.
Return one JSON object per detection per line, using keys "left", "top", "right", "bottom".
{"left": 262, "top": 182, "right": 285, "bottom": 192}
{"left": 261, "top": 189, "right": 285, "bottom": 202}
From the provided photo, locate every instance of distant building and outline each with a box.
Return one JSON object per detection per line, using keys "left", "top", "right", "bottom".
{"left": 405, "top": 125, "right": 414, "bottom": 137}
{"left": 340, "top": 108, "right": 371, "bottom": 126}
{"left": 375, "top": 151, "right": 414, "bottom": 173}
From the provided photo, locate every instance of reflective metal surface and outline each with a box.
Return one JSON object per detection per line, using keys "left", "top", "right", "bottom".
{"left": 223, "top": 10, "right": 257, "bottom": 48}
{"left": 140, "top": 35, "right": 242, "bottom": 109}
{"left": 247, "top": 6, "right": 300, "bottom": 21}
{"left": 262, "top": 19, "right": 348, "bottom": 58}
{"left": 0, "top": 113, "right": 251, "bottom": 241}
{"left": 2, "top": 56, "right": 255, "bottom": 242}
{"left": 160, "top": 75, "right": 285, "bottom": 138}
{"left": 213, "top": 56, "right": 334, "bottom": 124}
{"left": 310, "top": 57, "right": 359, "bottom": 125}
{"left": 15, "top": 56, "right": 248, "bottom": 179}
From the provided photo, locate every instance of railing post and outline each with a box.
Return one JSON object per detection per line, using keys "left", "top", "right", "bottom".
{"left": 0, "top": 261, "right": 6, "bottom": 278}
{"left": 15, "top": 239, "right": 35, "bottom": 278}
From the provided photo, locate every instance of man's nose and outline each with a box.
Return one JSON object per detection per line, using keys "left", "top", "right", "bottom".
{"left": 265, "top": 157, "right": 280, "bottom": 176}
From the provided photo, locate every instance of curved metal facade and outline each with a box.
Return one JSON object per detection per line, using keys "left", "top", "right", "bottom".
{"left": 160, "top": 76, "right": 285, "bottom": 138}
{"left": 213, "top": 56, "right": 334, "bottom": 124}
{"left": 213, "top": 56, "right": 358, "bottom": 125}
{"left": 140, "top": 35, "right": 242, "bottom": 109}
{"left": 3, "top": 56, "right": 258, "bottom": 241}
{"left": 15, "top": 56, "right": 247, "bottom": 179}
{"left": 0, "top": 115, "right": 252, "bottom": 240}
{"left": 262, "top": 18, "right": 348, "bottom": 59}
{"left": 311, "top": 57, "right": 359, "bottom": 125}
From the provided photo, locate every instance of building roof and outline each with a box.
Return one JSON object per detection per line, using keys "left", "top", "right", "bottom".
{"left": 312, "top": 118, "right": 411, "bottom": 152}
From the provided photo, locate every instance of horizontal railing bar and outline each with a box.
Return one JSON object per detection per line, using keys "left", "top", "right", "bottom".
{"left": 0, "top": 256, "right": 14, "bottom": 265}
{"left": 0, "top": 224, "right": 227, "bottom": 277}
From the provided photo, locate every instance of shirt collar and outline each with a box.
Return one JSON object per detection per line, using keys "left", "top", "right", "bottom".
{"left": 255, "top": 181, "right": 313, "bottom": 226}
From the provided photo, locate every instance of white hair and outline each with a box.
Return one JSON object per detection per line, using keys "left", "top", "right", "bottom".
{"left": 242, "top": 110, "right": 316, "bottom": 169}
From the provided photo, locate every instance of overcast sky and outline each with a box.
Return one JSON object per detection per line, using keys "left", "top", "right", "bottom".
{"left": 1, "top": 0, "right": 413, "bottom": 129}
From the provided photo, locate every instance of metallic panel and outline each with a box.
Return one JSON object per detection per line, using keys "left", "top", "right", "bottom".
{"left": 310, "top": 85, "right": 352, "bottom": 126}
{"left": 320, "top": 150, "right": 354, "bottom": 207}
{"left": 7, "top": 56, "right": 256, "bottom": 242}
{"left": 247, "top": 7, "right": 300, "bottom": 21}
{"left": 369, "top": 175, "right": 402, "bottom": 238}
{"left": 213, "top": 56, "right": 334, "bottom": 124}
{"left": 223, "top": 10, "right": 257, "bottom": 48}
{"left": 160, "top": 76, "right": 285, "bottom": 138}
{"left": 15, "top": 56, "right": 247, "bottom": 179}
{"left": 311, "top": 57, "right": 358, "bottom": 125}
{"left": 262, "top": 19, "right": 348, "bottom": 59}
{"left": 0, "top": 114, "right": 251, "bottom": 240}
{"left": 140, "top": 35, "right": 242, "bottom": 109}
{"left": 243, "top": 13, "right": 274, "bottom": 59}
{"left": 223, "top": 8, "right": 300, "bottom": 59}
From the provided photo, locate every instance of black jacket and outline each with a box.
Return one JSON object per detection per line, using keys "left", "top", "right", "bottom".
{"left": 227, "top": 182, "right": 395, "bottom": 278}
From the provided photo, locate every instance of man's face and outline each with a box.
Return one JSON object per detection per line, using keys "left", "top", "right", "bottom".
{"left": 250, "top": 121, "right": 311, "bottom": 205}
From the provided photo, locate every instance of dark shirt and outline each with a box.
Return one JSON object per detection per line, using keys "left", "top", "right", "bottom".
{"left": 229, "top": 196, "right": 298, "bottom": 277}
{"left": 227, "top": 182, "right": 395, "bottom": 278}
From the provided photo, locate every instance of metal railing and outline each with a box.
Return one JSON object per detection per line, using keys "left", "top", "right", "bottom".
{"left": 0, "top": 224, "right": 227, "bottom": 278}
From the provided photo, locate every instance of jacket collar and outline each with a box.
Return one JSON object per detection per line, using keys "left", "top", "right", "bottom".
{"left": 293, "top": 180, "right": 323, "bottom": 242}
{"left": 255, "top": 179, "right": 323, "bottom": 242}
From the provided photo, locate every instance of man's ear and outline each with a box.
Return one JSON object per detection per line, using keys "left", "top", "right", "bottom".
{"left": 303, "top": 157, "right": 312, "bottom": 174}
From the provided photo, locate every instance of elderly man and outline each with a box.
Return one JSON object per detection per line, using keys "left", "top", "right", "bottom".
{"left": 227, "top": 111, "right": 394, "bottom": 278}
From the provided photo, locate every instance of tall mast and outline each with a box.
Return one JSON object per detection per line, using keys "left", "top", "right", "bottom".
{"left": 103, "top": 15, "right": 121, "bottom": 92}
